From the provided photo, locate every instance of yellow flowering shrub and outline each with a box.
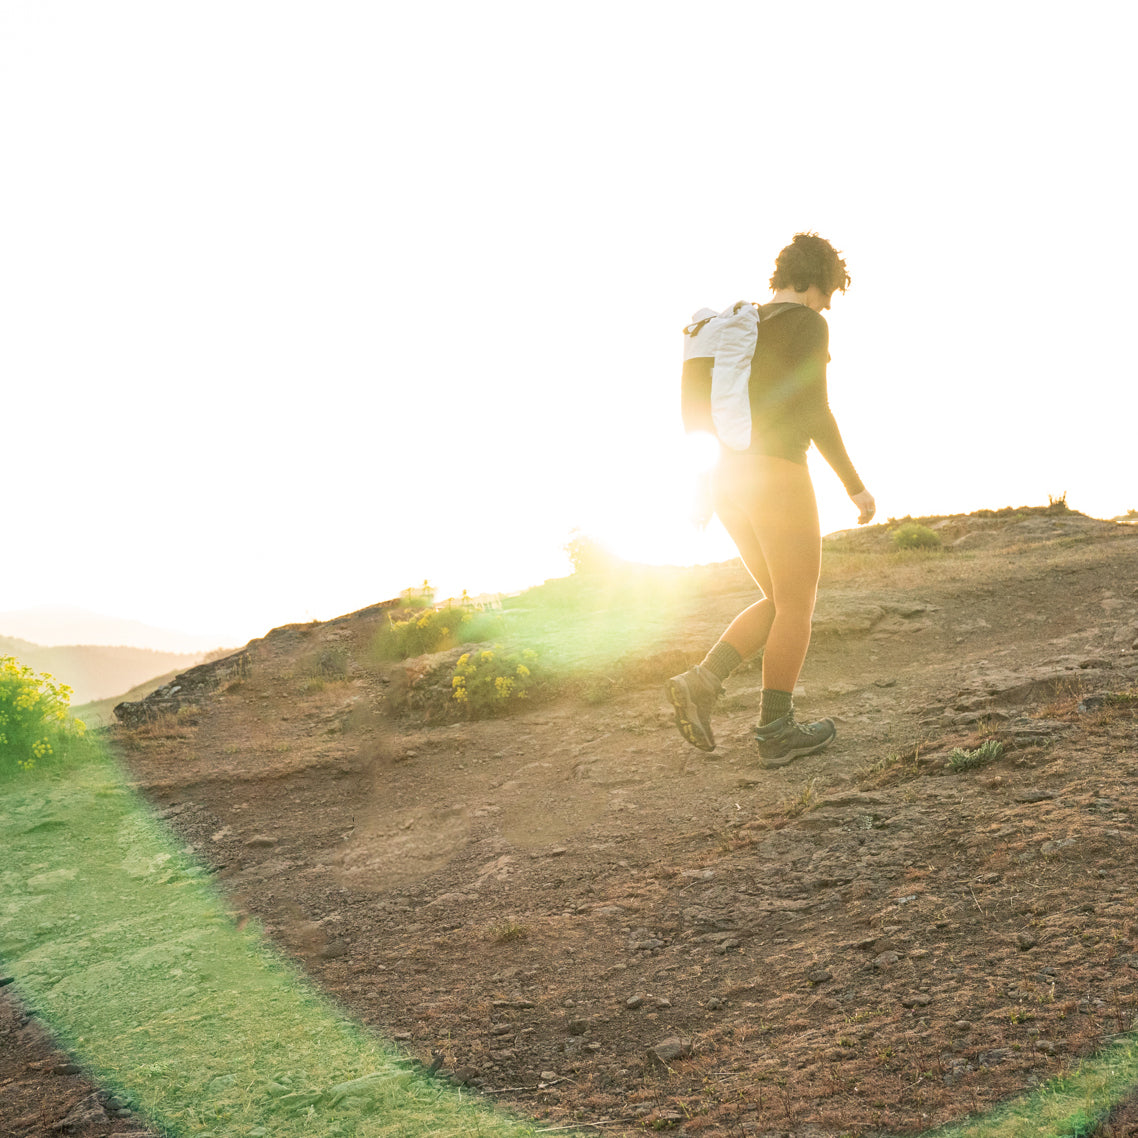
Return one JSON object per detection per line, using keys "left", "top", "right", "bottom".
{"left": 451, "top": 648, "right": 539, "bottom": 719}
{"left": 372, "top": 606, "right": 467, "bottom": 660}
{"left": 373, "top": 602, "right": 507, "bottom": 661}
{"left": 0, "top": 656, "right": 87, "bottom": 777}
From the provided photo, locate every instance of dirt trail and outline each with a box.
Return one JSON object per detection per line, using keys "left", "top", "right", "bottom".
{"left": 5, "top": 507, "right": 1138, "bottom": 1136}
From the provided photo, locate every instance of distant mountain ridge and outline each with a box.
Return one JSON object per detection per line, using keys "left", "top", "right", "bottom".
{"left": 0, "top": 605, "right": 231, "bottom": 654}
{"left": 0, "top": 635, "right": 205, "bottom": 706}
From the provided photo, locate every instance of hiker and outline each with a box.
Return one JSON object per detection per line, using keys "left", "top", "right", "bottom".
{"left": 666, "top": 232, "right": 875, "bottom": 767}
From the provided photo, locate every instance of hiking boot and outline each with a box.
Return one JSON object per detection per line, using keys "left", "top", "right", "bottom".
{"left": 664, "top": 665, "right": 721, "bottom": 752}
{"left": 753, "top": 711, "right": 836, "bottom": 768}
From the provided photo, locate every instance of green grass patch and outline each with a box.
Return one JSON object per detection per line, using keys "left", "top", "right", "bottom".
{"left": 494, "top": 566, "right": 702, "bottom": 674}
{"left": 915, "top": 1032, "right": 1138, "bottom": 1137}
{"left": 0, "top": 746, "right": 572, "bottom": 1137}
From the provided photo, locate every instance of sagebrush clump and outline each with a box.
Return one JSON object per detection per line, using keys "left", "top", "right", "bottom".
{"left": 891, "top": 522, "right": 942, "bottom": 551}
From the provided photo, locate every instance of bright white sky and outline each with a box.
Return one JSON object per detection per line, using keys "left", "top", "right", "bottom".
{"left": 3, "top": 2, "right": 1135, "bottom": 649}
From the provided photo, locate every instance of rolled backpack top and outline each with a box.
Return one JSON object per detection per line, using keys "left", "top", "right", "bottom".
{"left": 680, "top": 300, "right": 760, "bottom": 452}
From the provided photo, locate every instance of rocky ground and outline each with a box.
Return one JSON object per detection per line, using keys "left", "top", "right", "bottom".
{"left": 5, "top": 505, "right": 1138, "bottom": 1137}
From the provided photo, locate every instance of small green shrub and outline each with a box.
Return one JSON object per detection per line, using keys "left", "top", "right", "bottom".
{"left": 890, "top": 522, "right": 942, "bottom": 551}
{"left": 451, "top": 647, "right": 539, "bottom": 718}
{"left": 947, "top": 739, "right": 1004, "bottom": 772}
{"left": 1, "top": 656, "right": 88, "bottom": 777}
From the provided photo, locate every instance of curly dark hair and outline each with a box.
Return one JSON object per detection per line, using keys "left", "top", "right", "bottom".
{"left": 769, "top": 232, "right": 850, "bottom": 295}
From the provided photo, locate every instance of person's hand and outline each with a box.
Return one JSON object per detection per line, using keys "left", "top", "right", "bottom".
{"left": 850, "top": 489, "right": 876, "bottom": 526}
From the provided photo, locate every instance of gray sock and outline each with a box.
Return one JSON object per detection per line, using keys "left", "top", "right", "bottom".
{"left": 759, "top": 688, "right": 793, "bottom": 726}
{"left": 701, "top": 641, "right": 743, "bottom": 684}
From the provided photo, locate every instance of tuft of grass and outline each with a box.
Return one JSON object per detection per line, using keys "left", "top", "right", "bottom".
{"left": 856, "top": 746, "right": 925, "bottom": 786}
{"left": 946, "top": 738, "right": 1005, "bottom": 772}
{"left": 490, "top": 921, "right": 529, "bottom": 943}
{"left": 782, "top": 777, "right": 820, "bottom": 818}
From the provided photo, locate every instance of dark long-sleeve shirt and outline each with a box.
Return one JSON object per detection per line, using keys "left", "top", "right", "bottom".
{"left": 745, "top": 302, "right": 864, "bottom": 496}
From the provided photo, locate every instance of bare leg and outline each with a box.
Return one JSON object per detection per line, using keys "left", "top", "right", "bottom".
{"left": 715, "top": 454, "right": 820, "bottom": 692}
{"left": 667, "top": 455, "right": 821, "bottom": 754}
{"left": 719, "top": 597, "right": 775, "bottom": 659}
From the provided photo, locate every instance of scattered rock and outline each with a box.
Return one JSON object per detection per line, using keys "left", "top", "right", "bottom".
{"left": 647, "top": 1037, "right": 693, "bottom": 1067}
{"left": 244, "top": 835, "right": 278, "bottom": 848}
{"left": 319, "top": 937, "right": 349, "bottom": 959}
{"left": 1014, "top": 789, "right": 1056, "bottom": 803}
{"left": 51, "top": 1094, "right": 107, "bottom": 1130}
{"left": 979, "top": 1048, "right": 1011, "bottom": 1067}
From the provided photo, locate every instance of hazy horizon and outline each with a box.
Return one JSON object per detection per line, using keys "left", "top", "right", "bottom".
{"left": 0, "top": 604, "right": 237, "bottom": 654}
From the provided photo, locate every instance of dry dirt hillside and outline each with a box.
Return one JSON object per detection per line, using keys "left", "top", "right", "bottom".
{"left": 5, "top": 504, "right": 1138, "bottom": 1137}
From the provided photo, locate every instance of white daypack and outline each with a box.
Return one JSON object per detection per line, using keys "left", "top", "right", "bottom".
{"left": 680, "top": 300, "right": 760, "bottom": 452}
